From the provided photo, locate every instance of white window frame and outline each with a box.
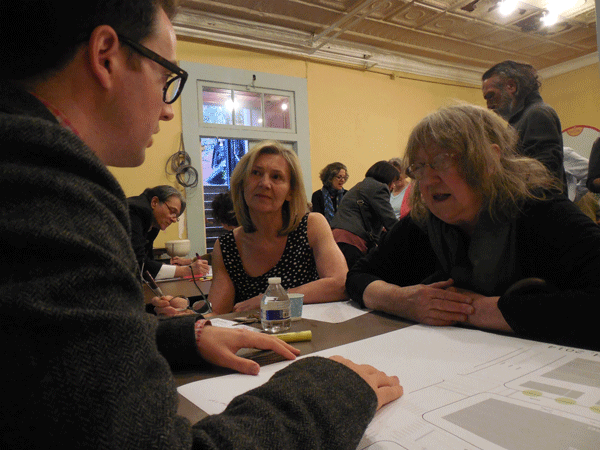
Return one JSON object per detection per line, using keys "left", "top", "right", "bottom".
{"left": 180, "top": 62, "right": 311, "bottom": 255}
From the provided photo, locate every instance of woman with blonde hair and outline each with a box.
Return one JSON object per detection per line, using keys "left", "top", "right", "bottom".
{"left": 347, "top": 104, "right": 600, "bottom": 350}
{"left": 209, "top": 140, "right": 348, "bottom": 314}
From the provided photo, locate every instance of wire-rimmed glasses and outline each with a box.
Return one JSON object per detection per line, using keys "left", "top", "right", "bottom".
{"left": 406, "top": 153, "right": 457, "bottom": 180}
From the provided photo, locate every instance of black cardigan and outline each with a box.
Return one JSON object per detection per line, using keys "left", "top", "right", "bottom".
{"left": 347, "top": 195, "right": 600, "bottom": 351}
{"left": 128, "top": 192, "right": 162, "bottom": 278}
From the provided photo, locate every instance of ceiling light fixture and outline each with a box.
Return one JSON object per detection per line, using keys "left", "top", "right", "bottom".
{"left": 541, "top": 11, "right": 559, "bottom": 26}
{"left": 498, "top": 0, "right": 518, "bottom": 16}
{"left": 540, "top": 0, "right": 578, "bottom": 27}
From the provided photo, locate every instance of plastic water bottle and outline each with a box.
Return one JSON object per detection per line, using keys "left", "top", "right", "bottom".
{"left": 260, "top": 277, "right": 291, "bottom": 334}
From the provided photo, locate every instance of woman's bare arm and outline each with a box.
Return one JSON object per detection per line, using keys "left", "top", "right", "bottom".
{"left": 206, "top": 239, "right": 236, "bottom": 315}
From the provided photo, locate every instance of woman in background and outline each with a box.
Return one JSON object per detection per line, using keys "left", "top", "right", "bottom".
{"left": 128, "top": 185, "right": 209, "bottom": 279}
{"left": 311, "top": 162, "right": 349, "bottom": 223}
{"left": 330, "top": 161, "right": 399, "bottom": 270}
{"left": 209, "top": 141, "right": 348, "bottom": 314}
{"left": 388, "top": 158, "right": 412, "bottom": 220}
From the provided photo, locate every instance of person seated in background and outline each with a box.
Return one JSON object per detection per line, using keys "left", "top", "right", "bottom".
{"left": 561, "top": 146, "right": 600, "bottom": 224}
{"left": 212, "top": 190, "right": 239, "bottom": 231}
{"left": 193, "top": 191, "right": 239, "bottom": 266}
{"left": 311, "top": 162, "right": 349, "bottom": 223}
{"left": 586, "top": 136, "right": 600, "bottom": 193}
{"left": 128, "top": 185, "right": 209, "bottom": 279}
{"left": 388, "top": 157, "right": 412, "bottom": 219}
{"left": 563, "top": 146, "right": 589, "bottom": 203}
{"left": 209, "top": 140, "right": 349, "bottom": 314}
{"left": 347, "top": 104, "right": 600, "bottom": 351}
{"left": 575, "top": 192, "right": 600, "bottom": 224}
{"left": 1, "top": 1, "right": 402, "bottom": 448}
{"left": 330, "top": 161, "right": 399, "bottom": 270}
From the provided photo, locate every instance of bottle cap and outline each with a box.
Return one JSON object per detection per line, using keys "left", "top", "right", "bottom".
{"left": 268, "top": 277, "right": 281, "bottom": 284}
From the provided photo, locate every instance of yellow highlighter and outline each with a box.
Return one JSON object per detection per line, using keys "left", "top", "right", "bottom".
{"left": 275, "top": 330, "right": 312, "bottom": 343}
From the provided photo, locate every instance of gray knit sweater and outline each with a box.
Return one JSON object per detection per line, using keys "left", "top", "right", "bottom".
{"left": 0, "top": 83, "right": 377, "bottom": 449}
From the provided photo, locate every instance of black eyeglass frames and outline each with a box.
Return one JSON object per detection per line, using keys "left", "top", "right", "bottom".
{"left": 118, "top": 34, "right": 188, "bottom": 104}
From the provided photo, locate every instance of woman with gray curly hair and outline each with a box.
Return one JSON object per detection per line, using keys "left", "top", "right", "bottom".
{"left": 347, "top": 103, "right": 600, "bottom": 351}
{"left": 311, "top": 162, "right": 349, "bottom": 223}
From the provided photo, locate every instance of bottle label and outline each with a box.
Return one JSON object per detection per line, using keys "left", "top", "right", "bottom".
{"left": 265, "top": 309, "right": 289, "bottom": 320}
{"left": 262, "top": 297, "right": 291, "bottom": 321}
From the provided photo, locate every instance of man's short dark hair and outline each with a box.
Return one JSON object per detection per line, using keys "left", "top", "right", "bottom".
{"left": 365, "top": 161, "right": 400, "bottom": 185}
{"left": 0, "top": 0, "right": 178, "bottom": 81}
{"left": 482, "top": 60, "right": 541, "bottom": 99}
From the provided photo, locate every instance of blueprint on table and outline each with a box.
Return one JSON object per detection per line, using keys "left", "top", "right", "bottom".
{"left": 178, "top": 325, "right": 600, "bottom": 449}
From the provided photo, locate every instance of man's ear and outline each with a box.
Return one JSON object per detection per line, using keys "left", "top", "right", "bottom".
{"left": 87, "top": 25, "right": 122, "bottom": 90}
{"left": 505, "top": 79, "right": 517, "bottom": 95}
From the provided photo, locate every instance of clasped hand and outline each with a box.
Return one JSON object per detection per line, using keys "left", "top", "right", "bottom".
{"left": 150, "top": 295, "right": 196, "bottom": 317}
{"left": 402, "top": 279, "right": 474, "bottom": 326}
{"left": 407, "top": 280, "right": 509, "bottom": 331}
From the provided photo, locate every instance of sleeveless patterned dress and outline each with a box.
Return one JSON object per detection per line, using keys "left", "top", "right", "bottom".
{"left": 219, "top": 214, "right": 319, "bottom": 304}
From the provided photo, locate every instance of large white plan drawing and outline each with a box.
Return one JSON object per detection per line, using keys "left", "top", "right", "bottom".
{"left": 178, "top": 325, "right": 600, "bottom": 449}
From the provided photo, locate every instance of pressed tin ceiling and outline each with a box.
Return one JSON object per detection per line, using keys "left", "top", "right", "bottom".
{"left": 173, "top": 0, "right": 598, "bottom": 84}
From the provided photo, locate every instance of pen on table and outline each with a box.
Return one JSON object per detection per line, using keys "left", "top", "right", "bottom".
{"left": 192, "top": 252, "right": 201, "bottom": 263}
{"left": 143, "top": 270, "right": 165, "bottom": 298}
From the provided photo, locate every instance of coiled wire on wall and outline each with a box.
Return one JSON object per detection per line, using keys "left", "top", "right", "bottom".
{"left": 166, "top": 133, "right": 198, "bottom": 188}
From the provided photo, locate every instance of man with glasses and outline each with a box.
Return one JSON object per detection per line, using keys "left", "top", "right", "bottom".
{"left": 0, "top": 1, "right": 402, "bottom": 449}
{"left": 127, "top": 185, "right": 210, "bottom": 280}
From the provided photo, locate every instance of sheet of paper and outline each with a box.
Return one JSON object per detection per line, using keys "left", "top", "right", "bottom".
{"left": 209, "top": 317, "right": 260, "bottom": 333}
{"left": 300, "top": 300, "right": 370, "bottom": 323}
{"left": 157, "top": 266, "right": 213, "bottom": 283}
{"left": 178, "top": 325, "right": 600, "bottom": 449}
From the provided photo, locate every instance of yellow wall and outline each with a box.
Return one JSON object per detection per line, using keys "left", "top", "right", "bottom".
{"left": 542, "top": 63, "right": 600, "bottom": 130}
{"left": 306, "top": 63, "right": 481, "bottom": 188}
{"left": 109, "top": 37, "right": 599, "bottom": 245}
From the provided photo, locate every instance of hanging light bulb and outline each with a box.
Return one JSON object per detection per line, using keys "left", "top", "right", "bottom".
{"left": 541, "top": 11, "right": 559, "bottom": 26}
{"left": 542, "top": 0, "right": 578, "bottom": 26}
{"left": 498, "top": 0, "right": 518, "bottom": 16}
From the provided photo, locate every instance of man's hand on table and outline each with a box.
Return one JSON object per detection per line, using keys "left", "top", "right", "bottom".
{"left": 329, "top": 355, "right": 403, "bottom": 410}
{"left": 195, "top": 324, "right": 301, "bottom": 375}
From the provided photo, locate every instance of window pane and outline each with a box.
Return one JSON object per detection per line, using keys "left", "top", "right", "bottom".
{"left": 264, "top": 94, "right": 291, "bottom": 129}
{"left": 202, "top": 87, "right": 233, "bottom": 125}
{"left": 201, "top": 138, "right": 248, "bottom": 186}
{"left": 201, "top": 137, "right": 249, "bottom": 253}
{"left": 233, "top": 90, "right": 263, "bottom": 127}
